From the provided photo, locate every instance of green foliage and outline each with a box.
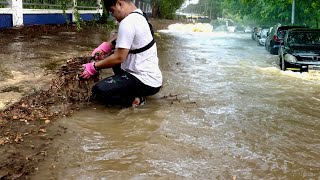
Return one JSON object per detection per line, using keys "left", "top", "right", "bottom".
{"left": 98, "top": 1, "right": 110, "bottom": 23}
{"left": 74, "top": 8, "right": 82, "bottom": 31}
{"left": 183, "top": 0, "right": 320, "bottom": 28}
{"left": 159, "top": 0, "right": 184, "bottom": 19}
{"left": 21, "top": 0, "right": 113, "bottom": 31}
{"left": 77, "top": 0, "right": 97, "bottom": 8}
{"left": 59, "top": 0, "right": 71, "bottom": 24}
{"left": 151, "top": 0, "right": 185, "bottom": 19}
{"left": 81, "top": 1, "right": 117, "bottom": 32}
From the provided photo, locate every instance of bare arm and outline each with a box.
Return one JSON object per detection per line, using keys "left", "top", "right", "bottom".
{"left": 94, "top": 48, "right": 129, "bottom": 69}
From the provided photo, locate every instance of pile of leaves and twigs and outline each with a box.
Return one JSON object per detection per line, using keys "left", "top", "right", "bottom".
{"left": 0, "top": 56, "right": 98, "bottom": 146}
{"left": 0, "top": 57, "right": 98, "bottom": 179}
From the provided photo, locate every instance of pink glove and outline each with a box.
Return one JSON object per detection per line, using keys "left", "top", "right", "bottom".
{"left": 91, "top": 42, "right": 112, "bottom": 59}
{"left": 80, "top": 62, "right": 97, "bottom": 79}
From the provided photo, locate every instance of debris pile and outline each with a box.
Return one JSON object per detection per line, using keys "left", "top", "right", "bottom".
{"left": 0, "top": 56, "right": 99, "bottom": 145}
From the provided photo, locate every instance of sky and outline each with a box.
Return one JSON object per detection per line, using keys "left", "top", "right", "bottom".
{"left": 181, "top": 0, "right": 199, "bottom": 8}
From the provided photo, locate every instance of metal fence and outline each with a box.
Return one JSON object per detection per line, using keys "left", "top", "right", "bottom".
{"left": 1, "top": 0, "right": 150, "bottom": 11}
{"left": 23, "top": 0, "right": 69, "bottom": 9}
{"left": 134, "top": 0, "right": 151, "bottom": 13}
{"left": 77, "top": 0, "right": 98, "bottom": 10}
{"left": 22, "top": 0, "right": 99, "bottom": 10}
{"left": 0, "top": 0, "right": 152, "bottom": 28}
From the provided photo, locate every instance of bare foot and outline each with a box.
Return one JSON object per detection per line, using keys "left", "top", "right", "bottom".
{"left": 132, "top": 97, "right": 145, "bottom": 107}
{"left": 132, "top": 97, "right": 140, "bottom": 107}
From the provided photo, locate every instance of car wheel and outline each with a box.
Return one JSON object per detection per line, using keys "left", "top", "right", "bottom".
{"left": 279, "top": 57, "right": 282, "bottom": 69}
{"left": 269, "top": 47, "right": 273, "bottom": 54}
{"left": 265, "top": 43, "right": 268, "bottom": 50}
{"left": 281, "top": 58, "right": 286, "bottom": 71}
{"left": 267, "top": 42, "right": 272, "bottom": 53}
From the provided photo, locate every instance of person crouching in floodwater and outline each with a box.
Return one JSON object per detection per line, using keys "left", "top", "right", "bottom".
{"left": 79, "top": 0, "right": 162, "bottom": 107}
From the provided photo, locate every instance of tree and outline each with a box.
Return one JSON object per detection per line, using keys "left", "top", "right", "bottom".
{"left": 183, "top": 0, "right": 320, "bottom": 28}
{"left": 151, "top": 0, "right": 185, "bottom": 19}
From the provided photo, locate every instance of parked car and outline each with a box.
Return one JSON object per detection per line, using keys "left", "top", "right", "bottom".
{"left": 244, "top": 26, "right": 252, "bottom": 33}
{"left": 251, "top": 27, "right": 259, "bottom": 40}
{"left": 235, "top": 26, "right": 245, "bottom": 33}
{"left": 278, "top": 29, "right": 320, "bottom": 72}
{"left": 265, "top": 24, "right": 309, "bottom": 55}
{"left": 256, "top": 28, "right": 269, "bottom": 46}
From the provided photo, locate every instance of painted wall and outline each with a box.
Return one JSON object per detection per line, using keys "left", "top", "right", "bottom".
{"left": 0, "top": 14, "right": 13, "bottom": 28}
{"left": 80, "top": 14, "right": 100, "bottom": 21}
{"left": 23, "top": 14, "right": 72, "bottom": 25}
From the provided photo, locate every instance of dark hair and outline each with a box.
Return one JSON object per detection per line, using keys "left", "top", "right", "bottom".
{"left": 103, "top": 0, "right": 117, "bottom": 10}
{"left": 103, "top": 0, "right": 132, "bottom": 10}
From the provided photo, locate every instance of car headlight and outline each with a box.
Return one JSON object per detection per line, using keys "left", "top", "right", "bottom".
{"left": 284, "top": 54, "right": 297, "bottom": 63}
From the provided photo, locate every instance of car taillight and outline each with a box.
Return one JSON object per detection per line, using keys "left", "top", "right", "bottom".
{"left": 273, "top": 35, "right": 279, "bottom": 42}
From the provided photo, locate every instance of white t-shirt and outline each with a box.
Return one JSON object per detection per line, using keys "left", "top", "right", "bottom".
{"left": 116, "top": 9, "right": 162, "bottom": 88}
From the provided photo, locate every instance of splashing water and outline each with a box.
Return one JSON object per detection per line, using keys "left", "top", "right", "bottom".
{"left": 167, "top": 23, "right": 213, "bottom": 33}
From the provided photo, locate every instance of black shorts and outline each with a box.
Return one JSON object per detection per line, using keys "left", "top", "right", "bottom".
{"left": 92, "top": 66, "right": 161, "bottom": 107}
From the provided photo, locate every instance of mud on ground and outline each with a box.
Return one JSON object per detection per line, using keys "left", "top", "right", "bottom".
{"left": 0, "top": 19, "right": 180, "bottom": 179}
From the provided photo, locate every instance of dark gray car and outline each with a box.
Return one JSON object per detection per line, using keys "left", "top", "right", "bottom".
{"left": 278, "top": 29, "right": 320, "bottom": 72}
{"left": 265, "top": 24, "right": 309, "bottom": 55}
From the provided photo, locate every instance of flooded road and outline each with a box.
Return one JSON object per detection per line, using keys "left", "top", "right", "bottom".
{"left": 32, "top": 24, "right": 320, "bottom": 179}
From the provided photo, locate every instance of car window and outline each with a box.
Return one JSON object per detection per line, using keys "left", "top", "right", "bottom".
{"left": 261, "top": 29, "right": 268, "bottom": 38}
{"left": 288, "top": 31, "right": 320, "bottom": 46}
{"left": 277, "top": 29, "right": 287, "bottom": 39}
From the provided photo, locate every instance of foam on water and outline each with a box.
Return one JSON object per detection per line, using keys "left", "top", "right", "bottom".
{"left": 161, "top": 23, "right": 213, "bottom": 33}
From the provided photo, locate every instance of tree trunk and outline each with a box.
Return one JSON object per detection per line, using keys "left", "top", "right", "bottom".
{"left": 151, "top": 0, "right": 160, "bottom": 18}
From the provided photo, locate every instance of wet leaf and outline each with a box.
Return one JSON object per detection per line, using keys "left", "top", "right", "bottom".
{"left": 39, "top": 129, "right": 46, "bottom": 133}
{"left": 0, "top": 138, "right": 6, "bottom": 145}
{"left": 41, "top": 151, "right": 47, "bottom": 156}
{"left": 14, "top": 133, "right": 23, "bottom": 142}
{"left": 11, "top": 173, "right": 23, "bottom": 179}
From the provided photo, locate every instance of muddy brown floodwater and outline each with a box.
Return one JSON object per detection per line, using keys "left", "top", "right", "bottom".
{"left": 1, "top": 20, "right": 320, "bottom": 179}
{"left": 0, "top": 19, "right": 184, "bottom": 179}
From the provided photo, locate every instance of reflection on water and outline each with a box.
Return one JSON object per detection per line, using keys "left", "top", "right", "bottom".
{"left": 32, "top": 24, "right": 320, "bottom": 179}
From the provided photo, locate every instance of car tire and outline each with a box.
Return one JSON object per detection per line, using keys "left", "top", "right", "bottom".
{"left": 265, "top": 43, "right": 268, "bottom": 51}
{"left": 267, "top": 42, "right": 272, "bottom": 54}
{"left": 269, "top": 47, "right": 273, "bottom": 54}
{"left": 281, "top": 58, "right": 286, "bottom": 71}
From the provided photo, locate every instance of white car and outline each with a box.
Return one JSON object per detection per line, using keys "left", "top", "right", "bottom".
{"left": 244, "top": 26, "right": 252, "bottom": 33}
{"left": 227, "top": 26, "right": 236, "bottom": 32}
{"left": 257, "top": 29, "right": 269, "bottom": 46}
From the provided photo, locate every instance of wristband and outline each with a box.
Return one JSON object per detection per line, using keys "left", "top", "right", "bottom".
{"left": 93, "top": 62, "right": 99, "bottom": 71}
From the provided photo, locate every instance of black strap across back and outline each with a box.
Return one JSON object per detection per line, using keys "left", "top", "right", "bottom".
{"left": 128, "top": 11, "right": 155, "bottom": 54}
{"left": 111, "top": 11, "right": 155, "bottom": 54}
